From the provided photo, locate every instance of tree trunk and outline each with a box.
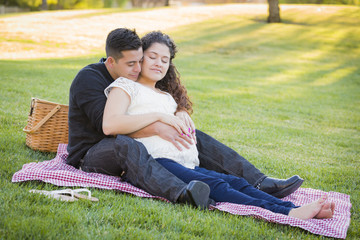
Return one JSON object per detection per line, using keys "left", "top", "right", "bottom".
{"left": 41, "top": 0, "right": 48, "bottom": 10}
{"left": 267, "top": 0, "right": 281, "bottom": 23}
{"left": 165, "top": 0, "right": 170, "bottom": 6}
{"left": 131, "top": 0, "right": 142, "bottom": 7}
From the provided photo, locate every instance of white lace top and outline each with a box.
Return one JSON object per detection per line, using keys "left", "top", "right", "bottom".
{"left": 104, "top": 77, "right": 199, "bottom": 169}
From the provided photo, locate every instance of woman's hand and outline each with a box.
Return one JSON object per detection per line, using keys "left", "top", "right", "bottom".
{"left": 175, "top": 111, "right": 196, "bottom": 143}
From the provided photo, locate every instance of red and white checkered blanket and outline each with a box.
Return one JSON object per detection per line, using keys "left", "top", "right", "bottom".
{"left": 12, "top": 144, "right": 351, "bottom": 239}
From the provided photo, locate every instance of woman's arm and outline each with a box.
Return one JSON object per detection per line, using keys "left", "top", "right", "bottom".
{"left": 102, "top": 87, "right": 188, "bottom": 136}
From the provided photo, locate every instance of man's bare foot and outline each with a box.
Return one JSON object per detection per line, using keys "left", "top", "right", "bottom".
{"left": 315, "top": 201, "right": 335, "bottom": 219}
{"left": 288, "top": 195, "right": 328, "bottom": 220}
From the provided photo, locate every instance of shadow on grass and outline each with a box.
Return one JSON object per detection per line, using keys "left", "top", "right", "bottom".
{"left": 174, "top": 11, "right": 360, "bottom": 99}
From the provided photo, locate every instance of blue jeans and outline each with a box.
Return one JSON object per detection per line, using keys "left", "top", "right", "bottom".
{"left": 156, "top": 158, "right": 297, "bottom": 215}
{"left": 80, "top": 130, "right": 266, "bottom": 203}
{"left": 195, "top": 130, "right": 265, "bottom": 186}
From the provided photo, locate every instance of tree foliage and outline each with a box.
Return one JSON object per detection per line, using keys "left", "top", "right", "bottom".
{"left": 0, "top": 0, "right": 127, "bottom": 10}
{"left": 1, "top": 0, "right": 358, "bottom": 12}
{"left": 279, "top": 0, "right": 359, "bottom": 4}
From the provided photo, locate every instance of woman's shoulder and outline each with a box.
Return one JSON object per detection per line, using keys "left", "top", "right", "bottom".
{"left": 113, "top": 77, "right": 137, "bottom": 86}
{"left": 111, "top": 77, "right": 142, "bottom": 91}
{"left": 105, "top": 77, "right": 140, "bottom": 99}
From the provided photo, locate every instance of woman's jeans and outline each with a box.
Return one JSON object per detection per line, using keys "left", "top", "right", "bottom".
{"left": 195, "top": 130, "right": 265, "bottom": 186}
{"left": 80, "top": 130, "right": 266, "bottom": 203}
{"left": 156, "top": 158, "right": 296, "bottom": 215}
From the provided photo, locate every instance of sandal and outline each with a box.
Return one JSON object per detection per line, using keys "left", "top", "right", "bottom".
{"left": 29, "top": 189, "right": 77, "bottom": 202}
{"left": 29, "top": 188, "right": 99, "bottom": 202}
{"left": 65, "top": 188, "right": 99, "bottom": 202}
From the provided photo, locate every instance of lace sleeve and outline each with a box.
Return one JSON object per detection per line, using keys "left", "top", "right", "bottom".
{"left": 104, "top": 77, "right": 139, "bottom": 100}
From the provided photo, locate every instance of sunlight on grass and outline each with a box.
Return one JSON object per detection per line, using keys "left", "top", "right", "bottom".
{"left": 299, "top": 49, "right": 325, "bottom": 61}
{"left": 311, "top": 66, "right": 357, "bottom": 86}
{"left": 211, "top": 87, "right": 259, "bottom": 97}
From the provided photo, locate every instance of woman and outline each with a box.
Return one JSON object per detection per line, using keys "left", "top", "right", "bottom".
{"left": 103, "top": 31, "right": 334, "bottom": 220}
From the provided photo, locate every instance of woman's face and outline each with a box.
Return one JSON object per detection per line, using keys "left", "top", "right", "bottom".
{"left": 141, "top": 42, "right": 170, "bottom": 83}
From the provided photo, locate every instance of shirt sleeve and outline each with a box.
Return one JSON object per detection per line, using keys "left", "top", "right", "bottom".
{"left": 104, "top": 77, "right": 138, "bottom": 101}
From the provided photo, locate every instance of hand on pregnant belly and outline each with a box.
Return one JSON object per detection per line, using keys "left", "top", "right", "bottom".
{"left": 137, "top": 136, "right": 199, "bottom": 169}
{"left": 158, "top": 113, "right": 189, "bottom": 136}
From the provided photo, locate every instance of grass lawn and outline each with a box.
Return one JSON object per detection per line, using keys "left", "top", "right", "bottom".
{"left": 0, "top": 5, "right": 359, "bottom": 239}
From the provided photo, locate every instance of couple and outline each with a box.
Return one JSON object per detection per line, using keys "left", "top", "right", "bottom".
{"left": 67, "top": 28, "right": 332, "bottom": 218}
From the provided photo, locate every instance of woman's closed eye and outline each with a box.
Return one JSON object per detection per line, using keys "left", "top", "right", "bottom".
{"left": 148, "top": 56, "right": 168, "bottom": 64}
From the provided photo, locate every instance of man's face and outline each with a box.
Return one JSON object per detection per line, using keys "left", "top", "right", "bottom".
{"left": 109, "top": 47, "right": 143, "bottom": 81}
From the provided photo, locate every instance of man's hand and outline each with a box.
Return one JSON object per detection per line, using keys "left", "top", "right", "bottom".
{"left": 175, "top": 111, "right": 196, "bottom": 143}
{"left": 156, "top": 122, "right": 194, "bottom": 151}
{"left": 158, "top": 113, "right": 188, "bottom": 136}
{"left": 127, "top": 122, "right": 194, "bottom": 151}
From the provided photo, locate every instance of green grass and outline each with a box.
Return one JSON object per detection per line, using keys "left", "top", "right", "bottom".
{"left": 1, "top": 5, "right": 359, "bottom": 239}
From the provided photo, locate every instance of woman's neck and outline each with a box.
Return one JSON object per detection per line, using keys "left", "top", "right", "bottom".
{"left": 137, "top": 76, "right": 156, "bottom": 90}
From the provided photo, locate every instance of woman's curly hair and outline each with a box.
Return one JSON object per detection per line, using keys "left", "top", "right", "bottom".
{"left": 141, "top": 31, "right": 193, "bottom": 115}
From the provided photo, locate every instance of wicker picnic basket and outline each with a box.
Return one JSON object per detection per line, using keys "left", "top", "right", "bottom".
{"left": 23, "top": 98, "right": 69, "bottom": 152}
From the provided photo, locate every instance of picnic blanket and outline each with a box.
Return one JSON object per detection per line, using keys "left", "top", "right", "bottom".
{"left": 12, "top": 144, "right": 351, "bottom": 239}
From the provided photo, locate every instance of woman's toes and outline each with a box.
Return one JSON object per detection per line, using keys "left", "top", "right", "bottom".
{"left": 318, "top": 194, "right": 328, "bottom": 205}
{"left": 331, "top": 202, "right": 336, "bottom": 215}
{"left": 315, "top": 202, "right": 334, "bottom": 219}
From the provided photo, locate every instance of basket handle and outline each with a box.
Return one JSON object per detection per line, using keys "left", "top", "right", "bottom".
{"left": 23, "top": 105, "right": 61, "bottom": 134}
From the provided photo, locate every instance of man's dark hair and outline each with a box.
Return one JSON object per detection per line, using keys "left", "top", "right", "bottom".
{"left": 105, "top": 28, "right": 142, "bottom": 60}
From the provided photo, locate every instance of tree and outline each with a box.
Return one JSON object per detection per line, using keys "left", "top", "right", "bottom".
{"left": 130, "top": 0, "right": 167, "bottom": 7}
{"left": 267, "top": 0, "right": 281, "bottom": 23}
{"left": 41, "top": 0, "right": 47, "bottom": 10}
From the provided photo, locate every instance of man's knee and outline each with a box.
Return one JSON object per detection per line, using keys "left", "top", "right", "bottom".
{"left": 114, "top": 134, "right": 149, "bottom": 160}
{"left": 115, "top": 134, "right": 135, "bottom": 144}
{"left": 81, "top": 138, "right": 123, "bottom": 176}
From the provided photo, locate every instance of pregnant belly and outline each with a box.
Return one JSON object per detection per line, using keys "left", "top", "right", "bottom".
{"left": 135, "top": 136, "right": 199, "bottom": 169}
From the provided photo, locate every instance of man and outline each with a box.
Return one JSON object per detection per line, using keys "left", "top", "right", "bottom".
{"left": 67, "top": 28, "right": 303, "bottom": 208}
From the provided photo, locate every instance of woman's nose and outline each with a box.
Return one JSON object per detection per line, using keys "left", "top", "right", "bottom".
{"left": 155, "top": 58, "right": 162, "bottom": 67}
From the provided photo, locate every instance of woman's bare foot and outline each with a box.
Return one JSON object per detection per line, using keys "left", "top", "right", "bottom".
{"left": 331, "top": 202, "right": 336, "bottom": 214}
{"left": 315, "top": 201, "right": 335, "bottom": 219}
{"left": 288, "top": 195, "right": 328, "bottom": 220}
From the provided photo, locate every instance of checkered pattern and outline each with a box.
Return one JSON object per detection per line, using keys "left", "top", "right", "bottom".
{"left": 12, "top": 144, "right": 351, "bottom": 239}
{"left": 212, "top": 188, "right": 351, "bottom": 239}
{"left": 12, "top": 144, "right": 165, "bottom": 200}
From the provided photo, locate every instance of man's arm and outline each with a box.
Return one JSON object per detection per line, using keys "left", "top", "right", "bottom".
{"left": 127, "top": 122, "right": 193, "bottom": 151}
{"left": 71, "top": 68, "right": 109, "bottom": 134}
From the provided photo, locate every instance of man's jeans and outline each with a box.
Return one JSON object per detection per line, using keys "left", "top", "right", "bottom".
{"left": 80, "top": 130, "right": 266, "bottom": 202}
{"left": 80, "top": 135, "right": 186, "bottom": 202}
{"left": 195, "top": 130, "right": 265, "bottom": 186}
